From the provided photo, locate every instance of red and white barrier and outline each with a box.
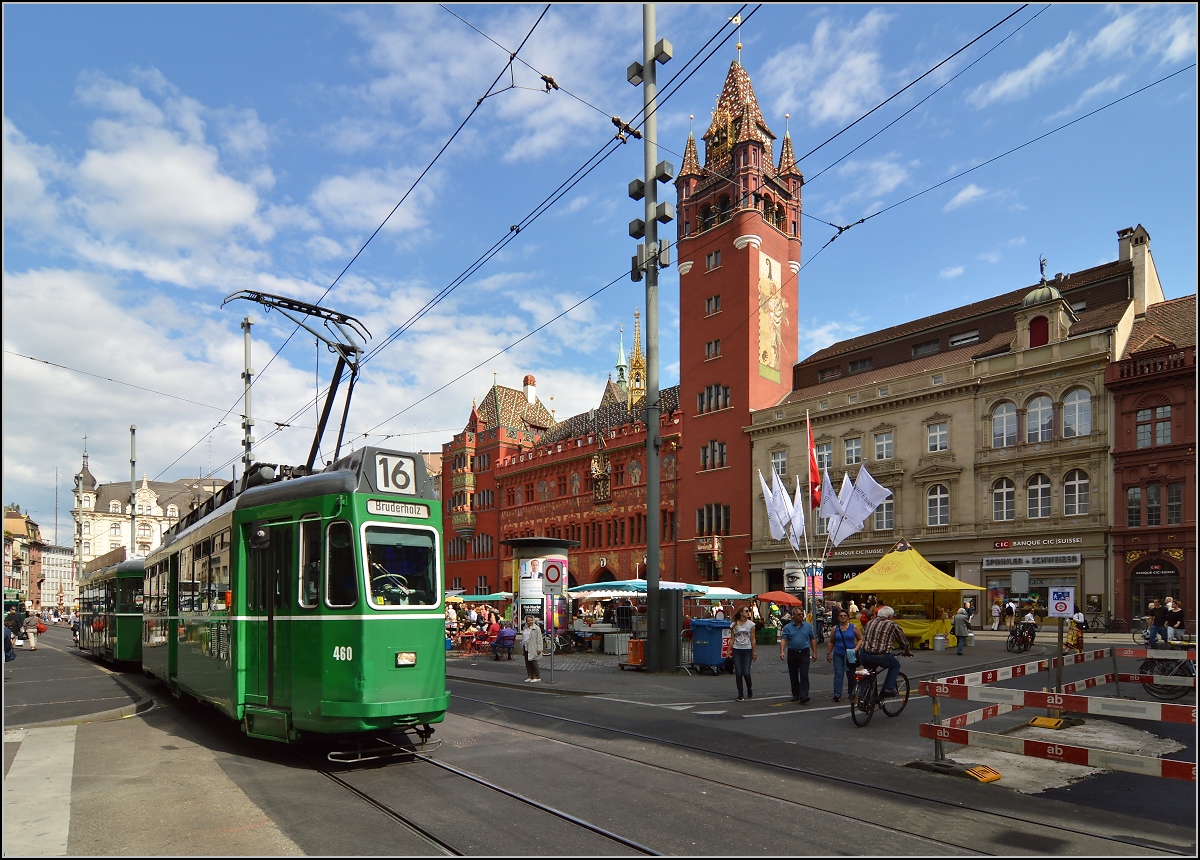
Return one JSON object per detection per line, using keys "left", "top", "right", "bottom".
{"left": 918, "top": 722, "right": 1195, "bottom": 782}
{"left": 920, "top": 646, "right": 1196, "bottom": 782}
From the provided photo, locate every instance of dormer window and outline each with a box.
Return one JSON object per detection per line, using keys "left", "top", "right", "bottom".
{"left": 1029, "top": 316, "right": 1049, "bottom": 347}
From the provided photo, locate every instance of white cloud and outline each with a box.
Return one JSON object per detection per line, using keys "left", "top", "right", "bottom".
{"left": 944, "top": 183, "right": 987, "bottom": 211}
{"left": 1046, "top": 74, "right": 1126, "bottom": 122}
{"left": 760, "top": 9, "right": 893, "bottom": 125}
{"left": 1160, "top": 15, "right": 1197, "bottom": 65}
{"left": 309, "top": 165, "right": 435, "bottom": 234}
{"left": 940, "top": 265, "right": 965, "bottom": 279}
{"left": 978, "top": 250, "right": 1001, "bottom": 264}
{"left": 2, "top": 118, "right": 62, "bottom": 231}
{"left": 1084, "top": 11, "right": 1138, "bottom": 62}
{"left": 967, "top": 34, "right": 1077, "bottom": 108}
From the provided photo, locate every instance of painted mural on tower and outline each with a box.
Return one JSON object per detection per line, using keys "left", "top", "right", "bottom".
{"left": 757, "top": 249, "right": 788, "bottom": 382}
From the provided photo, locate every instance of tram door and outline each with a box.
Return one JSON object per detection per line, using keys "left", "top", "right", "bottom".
{"left": 246, "top": 523, "right": 294, "bottom": 709}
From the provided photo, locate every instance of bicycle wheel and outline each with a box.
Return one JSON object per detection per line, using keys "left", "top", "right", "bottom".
{"left": 1131, "top": 619, "right": 1149, "bottom": 646}
{"left": 1140, "top": 658, "right": 1194, "bottom": 700}
{"left": 850, "top": 677, "right": 876, "bottom": 727}
{"left": 1006, "top": 633, "right": 1019, "bottom": 652}
{"left": 1107, "top": 617, "right": 1126, "bottom": 634}
{"left": 881, "top": 673, "right": 910, "bottom": 717}
{"left": 557, "top": 635, "right": 574, "bottom": 654}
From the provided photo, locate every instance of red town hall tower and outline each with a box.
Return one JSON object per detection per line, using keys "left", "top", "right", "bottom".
{"left": 674, "top": 60, "right": 801, "bottom": 592}
{"left": 441, "top": 59, "right": 800, "bottom": 595}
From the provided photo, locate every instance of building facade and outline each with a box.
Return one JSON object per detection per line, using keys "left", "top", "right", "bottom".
{"left": 41, "top": 544, "right": 77, "bottom": 611}
{"left": 750, "top": 225, "right": 1177, "bottom": 616}
{"left": 442, "top": 320, "right": 683, "bottom": 593}
{"left": 72, "top": 451, "right": 227, "bottom": 566}
{"left": 4, "top": 507, "right": 43, "bottom": 608}
{"left": 1106, "top": 294, "right": 1196, "bottom": 630}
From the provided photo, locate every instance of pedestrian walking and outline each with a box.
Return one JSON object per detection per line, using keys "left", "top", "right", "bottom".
{"left": 991, "top": 600, "right": 1001, "bottom": 631}
{"left": 952, "top": 607, "right": 970, "bottom": 655}
{"left": 521, "top": 614, "right": 543, "bottom": 682}
{"left": 779, "top": 608, "right": 818, "bottom": 704}
{"left": 825, "top": 608, "right": 861, "bottom": 702}
{"left": 730, "top": 608, "right": 757, "bottom": 701}
{"left": 1165, "top": 598, "right": 1186, "bottom": 642}
{"left": 4, "top": 623, "right": 15, "bottom": 663}
{"left": 1003, "top": 599, "right": 1016, "bottom": 632}
{"left": 1066, "top": 611, "right": 1086, "bottom": 654}
{"left": 22, "top": 612, "right": 41, "bottom": 651}
{"left": 813, "top": 602, "right": 827, "bottom": 644}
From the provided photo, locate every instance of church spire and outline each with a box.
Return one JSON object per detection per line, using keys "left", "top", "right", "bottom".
{"left": 615, "top": 325, "right": 627, "bottom": 385}
{"left": 777, "top": 114, "right": 801, "bottom": 177}
{"left": 627, "top": 309, "right": 646, "bottom": 413}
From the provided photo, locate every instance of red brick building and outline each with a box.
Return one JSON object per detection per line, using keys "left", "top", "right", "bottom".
{"left": 1106, "top": 294, "right": 1196, "bottom": 630}
{"left": 441, "top": 59, "right": 801, "bottom": 594}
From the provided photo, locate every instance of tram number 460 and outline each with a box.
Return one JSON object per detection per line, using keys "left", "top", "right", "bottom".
{"left": 332, "top": 646, "right": 354, "bottom": 661}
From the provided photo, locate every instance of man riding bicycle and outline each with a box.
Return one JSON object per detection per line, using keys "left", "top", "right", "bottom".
{"left": 859, "top": 606, "right": 912, "bottom": 697}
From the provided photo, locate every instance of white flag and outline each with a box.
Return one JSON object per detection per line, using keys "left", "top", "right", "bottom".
{"left": 771, "top": 468, "right": 794, "bottom": 524}
{"left": 759, "top": 470, "right": 787, "bottom": 540}
{"left": 828, "top": 472, "right": 863, "bottom": 547}
{"left": 842, "top": 464, "right": 893, "bottom": 532}
{"left": 788, "top": 476, "right": 806, "bottom": 550}
{"left": 819, "top": 466, "right": 843, "bottom": 520}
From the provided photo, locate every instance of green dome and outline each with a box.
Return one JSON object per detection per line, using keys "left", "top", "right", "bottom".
{"left": 1021, "top": 285, "right": 1063, "bottom": 308}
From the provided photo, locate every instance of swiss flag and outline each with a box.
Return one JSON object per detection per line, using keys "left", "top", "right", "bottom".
{"left": 808, "top": 419, "right": 821, "bottom": 508}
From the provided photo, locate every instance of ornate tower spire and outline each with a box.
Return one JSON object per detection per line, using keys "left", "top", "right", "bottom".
{"left": 628, "top": 309, "right": 647, "bottom": 412}
{"left": 777, "top": 114, "right": 801, "bottom": 177}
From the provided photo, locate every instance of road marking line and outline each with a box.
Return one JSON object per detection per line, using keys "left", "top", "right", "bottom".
{"left": 3, "top": 725, "right": 76, "bottom": 857}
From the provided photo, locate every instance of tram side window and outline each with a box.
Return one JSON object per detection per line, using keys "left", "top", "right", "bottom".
{"left": 211, "top": 531, "right": 230, "bottom": 610}
{"left": 196, "top": 538, "right": 213, "bottom": 612}
{"left": 179, "top": 546, "right": 195, "bottom": 612}
{"left": 118, "top": 579, "right": 142, "bottom": 613}
{"left": 365, "top": 526, "right": 437, "bottom": 608}
{"left": 326, "top": 521, "right": 358, "bottom": 608}
{"left": 299, "top": 518, "right": 322, "bottom": 608}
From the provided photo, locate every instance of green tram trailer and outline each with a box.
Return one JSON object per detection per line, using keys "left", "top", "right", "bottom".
{"left": 142, "top": 446, "right": 450, "bottom": 743}
{"left": 78, "top": 558, "right": 145, "bottom": 664}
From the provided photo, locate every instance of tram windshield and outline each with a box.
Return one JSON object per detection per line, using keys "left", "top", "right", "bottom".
{"left": 365, "top": 526, "right": 438, "bottom": 608}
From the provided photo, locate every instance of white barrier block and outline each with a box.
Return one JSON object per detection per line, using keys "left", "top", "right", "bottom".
{"left": 1092, "top": 699, "right": 1160, "bottom": 719}
{"left": 1089, "top": 748, "right": 1165, "bottom": 777}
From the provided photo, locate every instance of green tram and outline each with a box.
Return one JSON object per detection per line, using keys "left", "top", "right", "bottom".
{"left": 78, "top": 558, "right": 145, "bottom": 664}
{"left": 142, "top": 446, "right": 449, "bottom": 744}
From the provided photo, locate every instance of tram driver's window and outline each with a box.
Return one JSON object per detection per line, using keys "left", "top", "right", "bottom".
{"left": 299, "top": 518, "right": 321, "bottom": 608}
{"left": 365, "top": 526, "right": 437, "bottom": 608}
{"left": 326, "top": 521, "right": 358, "bottom": 607}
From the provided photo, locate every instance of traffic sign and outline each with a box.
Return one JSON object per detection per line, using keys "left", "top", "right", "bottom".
{"left": 542, "top": 558, "right": 567, "bottom": 596}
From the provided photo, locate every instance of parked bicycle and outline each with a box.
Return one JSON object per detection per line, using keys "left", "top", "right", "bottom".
{"left": 849, "top": 661, "right": 910, "bottom": 727}
{"left": 542, "top": 632, "right": 574, "bottom": 654}
{"left": 1006, "top": 622, "right": 1036, "bottom": 653}
{"left": 1086, "top": 611, "right": 1126, "bottom": 633}
{"left": 1138, "top": 638, "right": 1196, "bottom": 701}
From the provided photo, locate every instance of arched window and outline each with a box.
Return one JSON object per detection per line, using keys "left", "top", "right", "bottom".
{"left": 109, "top": 523, "right": 120, "bottom": 536}
{"left": 1029, "top": 316, "right": 1049, "bottom": 347}
{"left": 700, "top": 205, "right": 715, "bottom": 231}
{"left": 167, "top": 505, "right": 178, "bottom": 518}
{"left": 1064, "top": 470, "right": 1090, "bottom": 516}
{"left": 927, "top": 485, "right": 949, "bottom": 526}
{"left": 992, "top": 402, "right": 1016, "bottom": 448}
{"left": 1027, "top": 474, "right": 1051, "bottom": 518}
{"left": 992, "top": 479, "right": 1015, "bottom": 521}
{"left": 110, "top": 501, "right": 121, "bottom": 513}
{"left": 1026, "top": 396, "right": 1053, "bottom": 443}
{"left": 718, "top": 195, "right": 731, "bottom": 222}
{"left": 1063, "top": 389, "right": 1091, "bottom": 437}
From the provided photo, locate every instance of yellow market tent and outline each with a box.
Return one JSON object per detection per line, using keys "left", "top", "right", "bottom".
{"left": 823, "top": 538, "right": 985, "bottom": 648}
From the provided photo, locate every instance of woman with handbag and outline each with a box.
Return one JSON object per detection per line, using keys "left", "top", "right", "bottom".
{"left": 826, "top": 608, "right": 862, "bottom": 703}
{"left": 23, "top": 612, "right": 44, "bottom": 651}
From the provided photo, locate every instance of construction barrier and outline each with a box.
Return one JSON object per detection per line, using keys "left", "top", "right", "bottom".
{"left": 918, "top": 646, "right": 1196, "bottom": 782}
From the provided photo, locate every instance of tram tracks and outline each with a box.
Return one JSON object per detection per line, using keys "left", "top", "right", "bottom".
{"left": 449, "top": 691, "right": 1193, "bottom": 857}
{"left": 307, "top": 737, "right": 660, "bottom": 856}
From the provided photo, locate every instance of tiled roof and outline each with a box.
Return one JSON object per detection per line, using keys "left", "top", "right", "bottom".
{"left": 1124, "top": 294, "right": 1197, "bottom": 357}
{"left": 91, "top": 478, "right": 227, "bottom": 513}
{"left": 800, "top": 259, "right": 1129, "bottom": 366}
{"left": 472, "top": 384, "right": 556, "bottom": 435}
{"left": 704, "top": 61, "right": 775, "bottom": 164}
{"left": 777, "top": 133, "right": 800, "bottom": 177}
{"left": 540, "top": 386, "right": 680, "bottom": 445}
{"left": 679, "top": 133, "right": 701, "bottom": 178}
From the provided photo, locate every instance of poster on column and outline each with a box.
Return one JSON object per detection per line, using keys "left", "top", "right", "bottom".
{"left": 518, "top": 556, "right": 568, "bottom": 630}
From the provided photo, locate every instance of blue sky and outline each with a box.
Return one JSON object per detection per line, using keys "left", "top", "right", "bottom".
{"left": 3, "top": 3, "right": 1196, "bottom": 536}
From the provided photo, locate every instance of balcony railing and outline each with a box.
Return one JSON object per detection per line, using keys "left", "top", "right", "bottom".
{"left": 1112, "top": 346, "right": 1193, "bottom": 380}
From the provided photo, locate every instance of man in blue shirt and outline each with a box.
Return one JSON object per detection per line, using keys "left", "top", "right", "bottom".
{"left": 779, "top": 609, "right": 818, "bottom": 703}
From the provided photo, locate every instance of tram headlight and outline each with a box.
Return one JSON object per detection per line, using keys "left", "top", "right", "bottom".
{"left": 395, "top": 651, "right": 418, "bottom": 667}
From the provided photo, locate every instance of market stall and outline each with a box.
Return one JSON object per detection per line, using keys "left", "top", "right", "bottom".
{"left": 822, "top": 538, "right": 986, "bottom": 649}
